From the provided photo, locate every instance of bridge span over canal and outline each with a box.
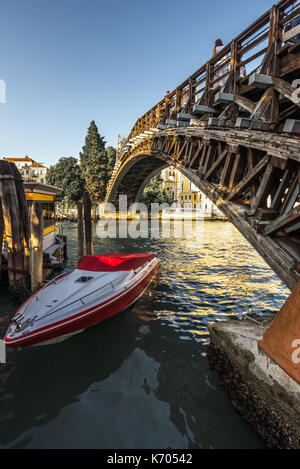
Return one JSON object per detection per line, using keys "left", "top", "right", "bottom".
{"left": 106, "top": 0, "right": 300, "bottom": 293}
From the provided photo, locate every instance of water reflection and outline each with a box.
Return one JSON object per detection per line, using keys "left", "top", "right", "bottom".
{"left": 0, "top": 220, "right": 289, "bottom": 448}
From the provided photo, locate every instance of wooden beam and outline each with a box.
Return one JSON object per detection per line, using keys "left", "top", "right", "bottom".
{"left": 272, "top": 77, "right": 300, "bottom": 108}
{"left": 264, "top": 205, "right": 300, "bottom": 236}
{"left": 247, "top": 149, "right": 259, "bottom": 210}
{"left": 219, "top": 150, "right": 235, "bottom": 188}
{"left": 228, "top": 150, "right": 244, "bottom": 191}
{"left": 227, "top": 154, "right": 270, "bottom": 201}
{"left": 279, "top": 174, "right": 299, "bottom": 214}
{"left": 204, "top": 147, "right": 228, "bottom": 180}
{"left": 282, "top": 24, "right": 300, "bottom": 42}
{"left": 202, "top": 142, "right": 217, "bottom": 175}
{"left": 234, "top": 94, "right": 256, "bottom": 114}
{"left": 189, "top": 142, "right": 204, "bottom": 168}
{"left": 250, "top": 87, "right": 274, "bottom": 121}
{"left": 251, "top": 162, "right": 274, "bottom": 212}
{"left": 271, "top": 168, "right": 295, "bottom": 211}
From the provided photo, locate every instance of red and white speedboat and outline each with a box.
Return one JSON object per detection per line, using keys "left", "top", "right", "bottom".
{"left": 3, "top": 253, "right": 159, "bottom": 350}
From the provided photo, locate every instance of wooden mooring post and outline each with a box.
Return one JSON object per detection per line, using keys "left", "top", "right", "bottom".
{"left": 77, "top": 202, "right": 84, "bottom": 263}
{"left": 0, "top": 203, "right": 3, "bottom": 274}
{"left": 29, "top": 201, "right": 44, "bottom": 293}
{"left": 83, "top": 191, "right": 93, "bottom": 256}
{"left": 0, "top": 161, "right": 29, "bottom": 302}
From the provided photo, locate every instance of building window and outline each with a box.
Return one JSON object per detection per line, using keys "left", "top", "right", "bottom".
{"left": 185, "top": 195, "right": 187, "bottom": 200}
{"left": 194, "top": 194, "right": 197, "bottom": 201}
{"left": 189, "top": 194, "right": 191, "bottom": 200}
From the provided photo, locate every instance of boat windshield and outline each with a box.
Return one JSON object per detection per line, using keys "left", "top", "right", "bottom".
{"left": 75, "top": 276, "right": 94, "bottom": 283}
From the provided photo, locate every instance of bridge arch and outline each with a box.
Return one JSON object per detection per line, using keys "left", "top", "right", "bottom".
{"left": 105, "top": 0, "right": 300, "bottom": 291}
{"left": 106, "top": 130, "right": 300, "bottom": 292}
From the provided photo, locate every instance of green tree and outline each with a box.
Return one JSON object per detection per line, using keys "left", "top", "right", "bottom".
{"left": 106, "top": 146, "right": 116, "bottom": 180}
{"left": 46, "top": 157, "right": 85, "bottom": 206}
{"left": 140, "top": 174, "right": 174, "bottom": 209}
{"left": 80, "top": 121, "right": 108, "bottom": 203}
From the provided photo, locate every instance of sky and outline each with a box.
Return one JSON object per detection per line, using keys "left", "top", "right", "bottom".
{"left": 0, "top": 0, "right": 273, "bottom": 166}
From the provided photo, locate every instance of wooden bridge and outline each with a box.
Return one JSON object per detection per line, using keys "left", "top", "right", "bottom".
{"left": 105, "top": 0, "right": 300, "bottom": 293}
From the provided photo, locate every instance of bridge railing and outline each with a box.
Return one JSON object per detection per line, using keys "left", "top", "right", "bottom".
{"left": 121, "top": 0, "right": 299, "bottom": 150}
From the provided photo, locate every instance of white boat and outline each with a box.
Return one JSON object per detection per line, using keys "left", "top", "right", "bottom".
{"left": 2, "top": 253, "right": 159, "bottom": 352}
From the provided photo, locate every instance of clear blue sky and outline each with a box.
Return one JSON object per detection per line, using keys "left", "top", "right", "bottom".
{"left": 0, "top": 0, "right": 273, "bottom": 166}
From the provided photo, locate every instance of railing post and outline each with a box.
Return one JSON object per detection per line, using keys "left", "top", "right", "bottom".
{"left": 271, "top": 4, "right": 282, "bottom": 76}
{"left": 205, "top": 61, "right": 213, "bottom": 106}
{"left": 175, "top": 88, "right": 181, "bottom": 113}
{"left": 230, "top": 40, "right": 238, "bottom": 94}
{"left": 188, "top": 78, "right": 194, "bottom": 113}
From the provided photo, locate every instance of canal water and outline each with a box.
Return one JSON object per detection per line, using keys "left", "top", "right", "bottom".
{"left": 0, "top": 220, "right": 289, "bottom": 449}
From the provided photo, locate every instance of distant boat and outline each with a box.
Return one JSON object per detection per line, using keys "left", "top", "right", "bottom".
{"left": 3, "top": 253, "right": 159, "bottom": 350}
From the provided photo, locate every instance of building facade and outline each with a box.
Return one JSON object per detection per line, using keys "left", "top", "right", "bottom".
{"left": 161, "top": 167, "right": 223, "bottom": 216}
{"left": 3, "top": 156, "right": 48, "bottom": 184}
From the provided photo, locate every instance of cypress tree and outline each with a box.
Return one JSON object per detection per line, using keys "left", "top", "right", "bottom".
{"left": 80, "top": 121, "right": 108, "bottom": 204}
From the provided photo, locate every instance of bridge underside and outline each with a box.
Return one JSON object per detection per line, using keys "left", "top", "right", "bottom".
{"left": 106, "top": 129, "right": 300, "bottom": 291}
{"left": 108, "top": 154, "right": 168, "bottom": 204}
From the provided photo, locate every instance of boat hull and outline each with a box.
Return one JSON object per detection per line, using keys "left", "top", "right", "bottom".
{"left": 5, "top": 259, "right": 159, "bottom": 348}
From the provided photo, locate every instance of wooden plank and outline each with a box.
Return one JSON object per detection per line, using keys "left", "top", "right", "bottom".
{"left": 234, "top": 94, "right": 256, "bottom": 113}
{"left": 272, "top": 77, "right": 300, "bottom": 108}
{"left": 282, "top": 24, "right": 300, "bottom": 42}
{"left": 218, "top": 103, "right": 237, "bottom": 120}
{"left": 280, "top": 53, "right": 300, "bottom": 76}
{"left": 227, "top": 154, "right": 270, "bottom": 201}
{"left": 250, "top": 87, "right": 274, "bottom": 121}
{"left": 264, "top": 205, "right": 300, "bottom": 236}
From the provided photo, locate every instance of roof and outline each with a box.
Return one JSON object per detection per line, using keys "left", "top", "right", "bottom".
{"left": 23, "top": 182, "right": 63, "bottom": 195}
{"left": 30, "top": 163, "right": 47, "bottom": 168}
{"left": 3, "top": 156, "right": 35, "bottom": 163}
{"left": 77, "top": 253, "right": 156, "bottom": 272}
